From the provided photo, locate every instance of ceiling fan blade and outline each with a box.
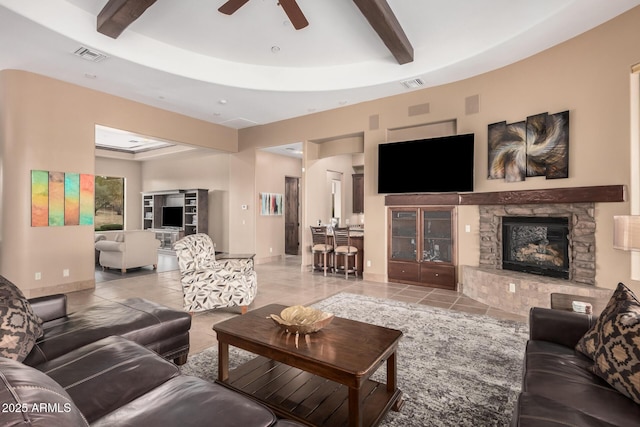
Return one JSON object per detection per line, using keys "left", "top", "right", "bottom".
{"left": 218, "top": 0, "right": 251, "bottom": 15}
{"left": 278, "top": 0, "right": 309, "bottom": 30}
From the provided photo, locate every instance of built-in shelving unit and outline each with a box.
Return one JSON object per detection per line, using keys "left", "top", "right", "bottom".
{"left": 141, "top": 189, "right": 209, "bottom": 249}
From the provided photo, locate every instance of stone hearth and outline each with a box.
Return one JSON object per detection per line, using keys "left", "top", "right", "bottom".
{"left": 461, "top": 266, "right": 612, "bottom": 317}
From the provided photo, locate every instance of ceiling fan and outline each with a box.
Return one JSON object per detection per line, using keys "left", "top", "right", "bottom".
{"left": 96, "top": 0, "right": 413, "bottom": 64}
{"left": 218, "top": 0, "right": 309, "bottom": 30}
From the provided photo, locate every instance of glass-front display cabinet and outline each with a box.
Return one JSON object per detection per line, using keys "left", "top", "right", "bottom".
{"left": 388, "top": 206, "right": 456, "bottom": 289}
{"left": 390, "top": 209, "right": 417, "bottom": 261}
{"left": 422, "top": 210, "right": 452, "bottom": 263}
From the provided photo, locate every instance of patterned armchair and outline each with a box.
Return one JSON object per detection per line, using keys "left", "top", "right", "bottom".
{"left": 173, "top": 234, "right": 257, "bottom": 314}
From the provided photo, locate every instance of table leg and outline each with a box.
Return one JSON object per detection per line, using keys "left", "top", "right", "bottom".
{"left": 387, "top": 351, "right": 403, "bottom": 411}
{"left": 218, "top": 341, "right": 229, "bottom": 382}
{"left": 348, "top": 386, "right": 362, "bottom": 427}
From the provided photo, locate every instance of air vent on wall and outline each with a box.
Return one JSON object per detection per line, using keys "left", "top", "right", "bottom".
{"left": 400, "top": 78, "right": 425, "bottom": 89}
{"left": 73, "top": 46, "right": 109, "bottom": 62}
{"left": 400, "top": 78, "right": 424, "bottom": 89}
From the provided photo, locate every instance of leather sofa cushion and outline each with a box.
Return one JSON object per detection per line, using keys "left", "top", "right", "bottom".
{"left": 523, "top": 340, "right": 595, "bottom": 380}
{"left": 91, "top": 375, "right": 279, "bottom": 427}
{"left": 523, "top": 340, "right": 640, "bottom": 426}
{"left": 37, "top": 336, "right": 181, "bottom": 423}
{"left": 512, "top": 393, "right": 619, "bottom": 427}
{"left": 0, "top": 357, "right": 88, "bottom": 426}
{"left": 23, "top": 298, "right": 191, "bottom": 366}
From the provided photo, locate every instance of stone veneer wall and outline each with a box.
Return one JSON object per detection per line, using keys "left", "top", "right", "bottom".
{"left": 462, "top": 202, "right": 604, "bottom": 316}
{"left": 479, "top": 203, "right": 596, "bottom": 285}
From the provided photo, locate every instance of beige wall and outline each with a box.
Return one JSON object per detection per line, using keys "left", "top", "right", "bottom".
{"left": 238, "top": 7, "right": 640, "bottom": 293}
{"left": 255, "top": 151, "right": 302, "bottom": 263}
{"left": 228, "top": 149, "right": 256, "bottom": 254}
{"left": 0, "top": 70, "right": 238, "bottom": 296}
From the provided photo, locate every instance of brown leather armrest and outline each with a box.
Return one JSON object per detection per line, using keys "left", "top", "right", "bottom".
{"left": 529, "top": 307, "right": 596, "bottom": 348}
{"left": 28, "top": 294, "right": 68, "bottom": 322}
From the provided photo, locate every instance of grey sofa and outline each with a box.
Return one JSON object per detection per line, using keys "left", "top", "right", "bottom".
{"left": 511, "top": 307, "right": 640, "bottom": 426}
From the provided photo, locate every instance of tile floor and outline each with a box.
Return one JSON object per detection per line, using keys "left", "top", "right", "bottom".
{"left": 82, "top": 255, "right": 527, "bottom": 357}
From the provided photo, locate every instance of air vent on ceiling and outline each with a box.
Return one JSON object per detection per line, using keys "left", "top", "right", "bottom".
{"left": 73, "top": 47, "right": 109, "bottom": 62}
{"left": 400, "top": 78, "right": 425, "bottom": 89}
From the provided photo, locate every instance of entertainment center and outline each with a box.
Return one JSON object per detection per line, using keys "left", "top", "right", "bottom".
{"left": 142, "top": 189, "right": 208, "bottom": 249}
{"left": 380, "top": 133, "right": 472, "bottom": 289}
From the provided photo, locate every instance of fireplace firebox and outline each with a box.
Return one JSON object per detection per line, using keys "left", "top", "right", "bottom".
{"left": 502, "top": 216, "right": 569, "bottom": 279}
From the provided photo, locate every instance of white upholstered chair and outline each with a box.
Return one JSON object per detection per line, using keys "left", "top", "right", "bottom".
{"left": 95, "top": 230, "right": 160, "bottom": 273}
{"left": 173, "top": 233, "right": 257, "bottom": 314}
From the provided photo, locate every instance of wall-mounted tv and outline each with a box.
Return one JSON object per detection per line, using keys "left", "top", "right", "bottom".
{"left": 377, "top": 133, "right": 474, "bottom": 194}
{"left": 162, "top": 206, "right": 184, "bottom": 228}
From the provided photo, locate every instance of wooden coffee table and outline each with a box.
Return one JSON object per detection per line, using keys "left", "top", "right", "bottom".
{"left": 213, "top": 304, "right": 403, "bottom": 427}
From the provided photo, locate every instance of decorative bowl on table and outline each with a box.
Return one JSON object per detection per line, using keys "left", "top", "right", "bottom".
{"left": 269, "top": 305, "right": 334, "bottom": 335}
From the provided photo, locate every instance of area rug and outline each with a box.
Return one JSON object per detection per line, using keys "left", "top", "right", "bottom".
{"left": 180, "top": 293, "right": 529, "bottom": 427}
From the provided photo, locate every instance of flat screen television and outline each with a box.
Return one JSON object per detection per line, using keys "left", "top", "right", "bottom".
{"left": 377, "top": 133, "right": 474, "bottom": 194}
{"left": 162, "top": 206, "right": 184, "bottom": 228}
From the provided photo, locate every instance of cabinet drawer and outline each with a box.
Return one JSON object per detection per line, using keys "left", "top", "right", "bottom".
{"left": 388, "top": 262, "right": 420, "bottom": 282}
{"left": 420, "top": 264, "right": 455, "bottom": 288}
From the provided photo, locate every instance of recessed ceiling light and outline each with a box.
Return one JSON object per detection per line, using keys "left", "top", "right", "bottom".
{"left": 213, "top": 112, "right": 222, "bottom": 117}
{"left": 271, "top": 46, "right": 281, "bottom": 53}
{"left": 219, "top": 99, "right": 228, "bottom": 105}
{"left": 84, "top": 73, "right": 97, "bottom": 79}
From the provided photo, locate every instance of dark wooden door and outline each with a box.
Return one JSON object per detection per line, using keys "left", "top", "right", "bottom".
{"left": 352, "top": 173, "right": 364, "bottom": 213}
{"left": 285, "top": 177, "right": 299, "bottom": 255}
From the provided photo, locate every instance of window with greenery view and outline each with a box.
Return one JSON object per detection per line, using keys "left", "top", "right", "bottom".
{"left": 95, "top": 176, "right": 124, "bottom": 231}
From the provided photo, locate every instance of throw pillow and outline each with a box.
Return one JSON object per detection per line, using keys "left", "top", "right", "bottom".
{"left": 591, "top": 290, "right": 640, "bottom": 404}
{"left": 0, "top": 275, "right": 44, "bottom": 361}
{"left": 575, "top": 282, "right": 637, "bottom": 359}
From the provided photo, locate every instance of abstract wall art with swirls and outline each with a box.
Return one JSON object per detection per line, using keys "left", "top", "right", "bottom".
{"left": 488, "top": 110, "right": 569, "bottom": 182}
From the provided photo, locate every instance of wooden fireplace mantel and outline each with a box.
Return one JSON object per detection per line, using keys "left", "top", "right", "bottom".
{"left": 384, "top": 185, "right": 626, "bottom": 206}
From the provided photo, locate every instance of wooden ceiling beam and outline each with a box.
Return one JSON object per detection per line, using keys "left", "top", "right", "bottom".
{"left": 352, "top": 0, "right": 414, "bottom": 64}
{"left": 97, "top": 0, "right": 158, "bottom": 39}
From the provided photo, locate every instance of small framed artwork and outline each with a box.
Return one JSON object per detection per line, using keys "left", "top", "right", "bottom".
{"left": 260, "top": 192, "right": 283, "bottom": 216}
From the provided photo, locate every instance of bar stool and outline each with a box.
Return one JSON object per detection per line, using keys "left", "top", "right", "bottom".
{"left": 333, "top": 227, "right": 359, "bottom": 279}
{"left": 310, "top": 226, "right": 333, "bottom": 276}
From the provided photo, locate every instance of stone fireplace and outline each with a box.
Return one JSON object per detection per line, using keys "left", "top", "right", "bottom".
{"left": 463, "top": 202, "right": 611, "bottom": 316}
{"left": 478, "top": 203, "right": 596, "bottom": 285}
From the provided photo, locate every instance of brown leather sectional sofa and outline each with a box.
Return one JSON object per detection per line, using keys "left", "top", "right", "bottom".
{"left": 1, "top": 294, "right": 303, "bottom": 427}
{"left": 511, "top": 307, "right": 640, "bottom": 426}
